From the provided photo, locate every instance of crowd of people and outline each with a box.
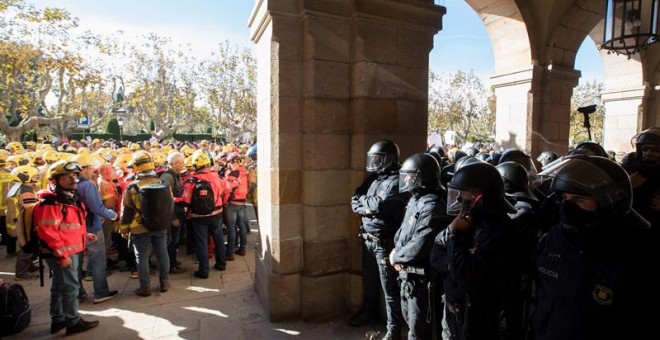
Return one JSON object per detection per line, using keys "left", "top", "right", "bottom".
{"left": 350, "top": 128, "right": 659, "bottom": 340}
{"left": 0, "top": 138, "right": 258, "bottom": 335}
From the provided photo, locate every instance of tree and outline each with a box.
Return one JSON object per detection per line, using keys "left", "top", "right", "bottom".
{"left": 199, "top": 41, "right": 256, "bottom": 142}
{"left": 569, "top": 80, "right": 604, "bottom": 145}
{"left": 123, "top": 34, "right": 202, "bottom": 138}
{"left": 428, "top": 70, "right": 495, "bottom": 146}
{"left": 0, "top": 0, "right": 92, "bottom": 141}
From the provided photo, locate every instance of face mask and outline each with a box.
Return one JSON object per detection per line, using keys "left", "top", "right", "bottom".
{"left": 559, "top": 200, "right": 598, "bottom": 231}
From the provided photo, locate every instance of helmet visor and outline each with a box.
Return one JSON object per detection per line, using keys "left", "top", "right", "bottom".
{"left": 366, "top": 153, "right": 385, "bottom": 172}
{"left": 531, "top": 157, "right": 627, "bottom": 210}
{"left": 399, "top": 171, "right": 421, "bottom": 193}
{"left": 446, "top": 187, "right": 483, "bottom": 216}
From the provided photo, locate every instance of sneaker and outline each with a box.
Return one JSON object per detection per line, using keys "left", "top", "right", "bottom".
{"left": 160, "top": 281, "right": 171, "bottom": 293}
{"left": 84, "top": 274, "right": 93, "bottom": 282}
{"left": 134, "top": 286, "right": 152, "bottom": 297}
{"left": 130, "top": 271, "right": 139, "bottom": 279}
{"left": 93, "top": 290, "right": 119, "bottom": 304}
{"left": 193, "top": 271, "right": 209, "bottom": 279}
{"left": 169, "top": 266, "right": 186, "bottom": 274}
{"left": 50, "top": 321, "right": 66, "bottom": 334}
{"left": 234, "top": 248, "right": 246, "bottom": 256}
{"left": 65, "top": 318, "right": 99, "bottom": 336}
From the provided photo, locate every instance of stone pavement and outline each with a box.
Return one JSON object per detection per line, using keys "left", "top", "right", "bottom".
{"left": 0, "top": 207, "right": 382, "bottom": 340}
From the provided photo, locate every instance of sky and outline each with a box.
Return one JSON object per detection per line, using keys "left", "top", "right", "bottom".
{"left": 26, "top": 0, "right": 604, "bottom": 84}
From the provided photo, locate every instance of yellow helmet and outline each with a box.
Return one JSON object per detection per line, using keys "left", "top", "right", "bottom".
{"left": 37, "top": 143, "right": 53, "bottom": 151}
{"left": 113, "top": 153, "right": 132, "bottom": 172}
{"left": 184, "top": 156, "right": 194, "bottom": 170}
{"left": 103, "top": 149, "right": 118, "bottom": 162}
{"left": 129, "top": 143, "right": 141, "bottom": 151}
{"left": 48, "top": 160, "right": 83, "bottom": 180}
{"left": 180, "top": 145, "right": 193, "bottom": 157}
{"left": 11, "top": 165, "right": 40, "bottom": 183}
{"left": 71, "top": 154, "right": 100, "bottom": 168}
{"left": 162, "top": 145, "right": 172, "bottom": 153}
{"left": 65, "top": 145, "right": 77, "bottom": 154}
{"left": 117, "top": 147, "right": 130, "bottom": 155}
{"left": 25, "top": 141, "right": 37, "bottom": 150}
{"left": 43, "top": 150, "right": 60, "bottom": 163}
{"left": 6, "top": 141, "right": 24, "bottom": 153}
{"left": 58, "top": 152, "right": 73, "bottom": 161}
{"left": 77, "top": 147, "right": 91, "bottom": 154}
{"left": 92, "top": 138, "right": 101, "bottom": 145}
{"left": 131, "top": 150, "right": 154, "bottom": 172}
{"left": 0, "top": 149, "right": 9, "bottom": 158}
{"left": 191, "top": 150, "right": 211, "bottom": 170}
{"left": 7, "top": 154, "right": 28, "bottom": 166}
{"left": 151, "top": 152, "right": 166, "bottom": 167}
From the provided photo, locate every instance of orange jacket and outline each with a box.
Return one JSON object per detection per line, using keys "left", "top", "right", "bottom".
{"left": 34, "top": 190, "right": 87, "bottom": 264}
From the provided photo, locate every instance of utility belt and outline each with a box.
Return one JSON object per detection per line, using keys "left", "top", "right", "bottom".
{"left": 360, "top": 231, "right": 393, "bottom": 249}
{"left": 398, "top": 265, "right": 426, "bottom": 279}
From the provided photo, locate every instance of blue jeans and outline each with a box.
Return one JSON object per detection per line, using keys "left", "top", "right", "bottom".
{"left": 167, "top": 212, "right": 186, "bottom": 269}
{"left": 192, "top": 214, "right": 225, "bottom": 275}
{"left": 86, "top": 229, "right": 110, "bottom": 298}
{"left": 131, "top": 230, "right": 170, "bottom": 288}
{"left": 225, "top": 204, "right": 247, "bottom": 255}
{"left": 45, "top": 254, "right": 81, "bottom": 326}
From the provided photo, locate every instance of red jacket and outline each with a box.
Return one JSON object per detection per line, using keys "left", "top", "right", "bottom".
{"left": 34, "top": 190, "right": 87, "bottom": 264}
{"left": 181, "top": 168, "right": 230, "bottom": 218}
{"left": 225, "top": 165, "right": 248, "bottom": 203}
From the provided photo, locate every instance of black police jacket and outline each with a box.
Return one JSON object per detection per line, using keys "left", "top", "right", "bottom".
{"left": 351, "top": 169, "right": 409, "bottom": 238}
{"left": 532, "top": 221, "right": 653, "bottom": 340}
{"left": 392, "top": 188, "right": 450, "bottom": 267}
{"left": 430, "top": 211, "right": 516, "bottom": 306}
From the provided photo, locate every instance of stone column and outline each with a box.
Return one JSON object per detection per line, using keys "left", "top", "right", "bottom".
{"left": 492, "top": 65, "right": 580, "bottom": 160}
{"left": 601, "top": 86, "right": 645, "bottom": 153}
{"left": 249, "top": 0, "right": 444, "bottom": 321}
{"left": 491, "top": 67, "right": 535, "bottom": 151}
{"left": 530, "top": 65, "right": 581, "bottom": 158}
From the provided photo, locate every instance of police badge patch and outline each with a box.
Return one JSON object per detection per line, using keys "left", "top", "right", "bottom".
{"left": 592, "top": 284, "right": 613, "bottom": 305}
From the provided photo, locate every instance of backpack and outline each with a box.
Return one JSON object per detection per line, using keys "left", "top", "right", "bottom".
{"left": 131, "top": 180, "right": 174, "bottom": 231}
{"left": 15, "top": 202, "right": 38, "bottom": 254}
{"left": 0, "top": 283, "right": 31, "bottom": 336}
{"left": 189, "top": 178, "right": 215, "bottom": 215}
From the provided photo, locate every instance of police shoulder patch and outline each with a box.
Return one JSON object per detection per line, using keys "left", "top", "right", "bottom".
{"left": 592, "top": 284, "right": 613, "bottom": 305}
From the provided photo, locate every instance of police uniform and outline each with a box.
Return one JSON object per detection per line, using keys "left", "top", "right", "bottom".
{"left": 351, "top": 167, "right": 409, "bottom": 332}
{"left": 392, "top": 187, "right": 449, "bottom": 339}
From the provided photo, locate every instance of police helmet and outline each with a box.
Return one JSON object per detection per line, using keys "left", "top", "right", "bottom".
{"left": 464, "top": 146, "right": 479, "bottom": 157}
{"left": 447, "top": 162, "right": 515, "bottom": 215}
{"left": 496, "top": 161, "right": 537, "bottom": 201}
{"left": 499, "top": 149, "right": 537, "bottom": 174}
{"left": 536, "top": 151, "right": 559, "bottom": 167}
{"left": 399, "top": 153, "right": 440, "bottom": 193}
{"left": 366, "top": 140, "right": 399, "bottom": 173}
{"left": 631, "top": 127, "right": 660, "bottom": 166}
{"left": 533, "top": 155, "right": 645, "bottom": 223}
{"left": 569, "top": 141, "right": 608, "bottom": 158}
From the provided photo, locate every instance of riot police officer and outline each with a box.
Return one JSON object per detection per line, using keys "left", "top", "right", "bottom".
{"left": 350, "top": 140, "right": 409, "bottom": 340}
{"left": 496, "top": 161, "right": 540, "bottom": 339}
{"left": 431, "top": 162, "right": 517, "bottom": 340}
{"left": 389, "top": 153, "right": 450, "bottom": 340}
{"left": 531, "top": 155, "right": 652, "bottom": 340}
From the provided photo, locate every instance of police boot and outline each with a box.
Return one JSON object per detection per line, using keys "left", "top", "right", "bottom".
{"left": 381, "top": 331, "right": 402, "bottom": 340}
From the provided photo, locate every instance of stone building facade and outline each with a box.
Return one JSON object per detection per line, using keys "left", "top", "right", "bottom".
{"left": 247, "top": 0, "right": 659, "bottom": 321}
